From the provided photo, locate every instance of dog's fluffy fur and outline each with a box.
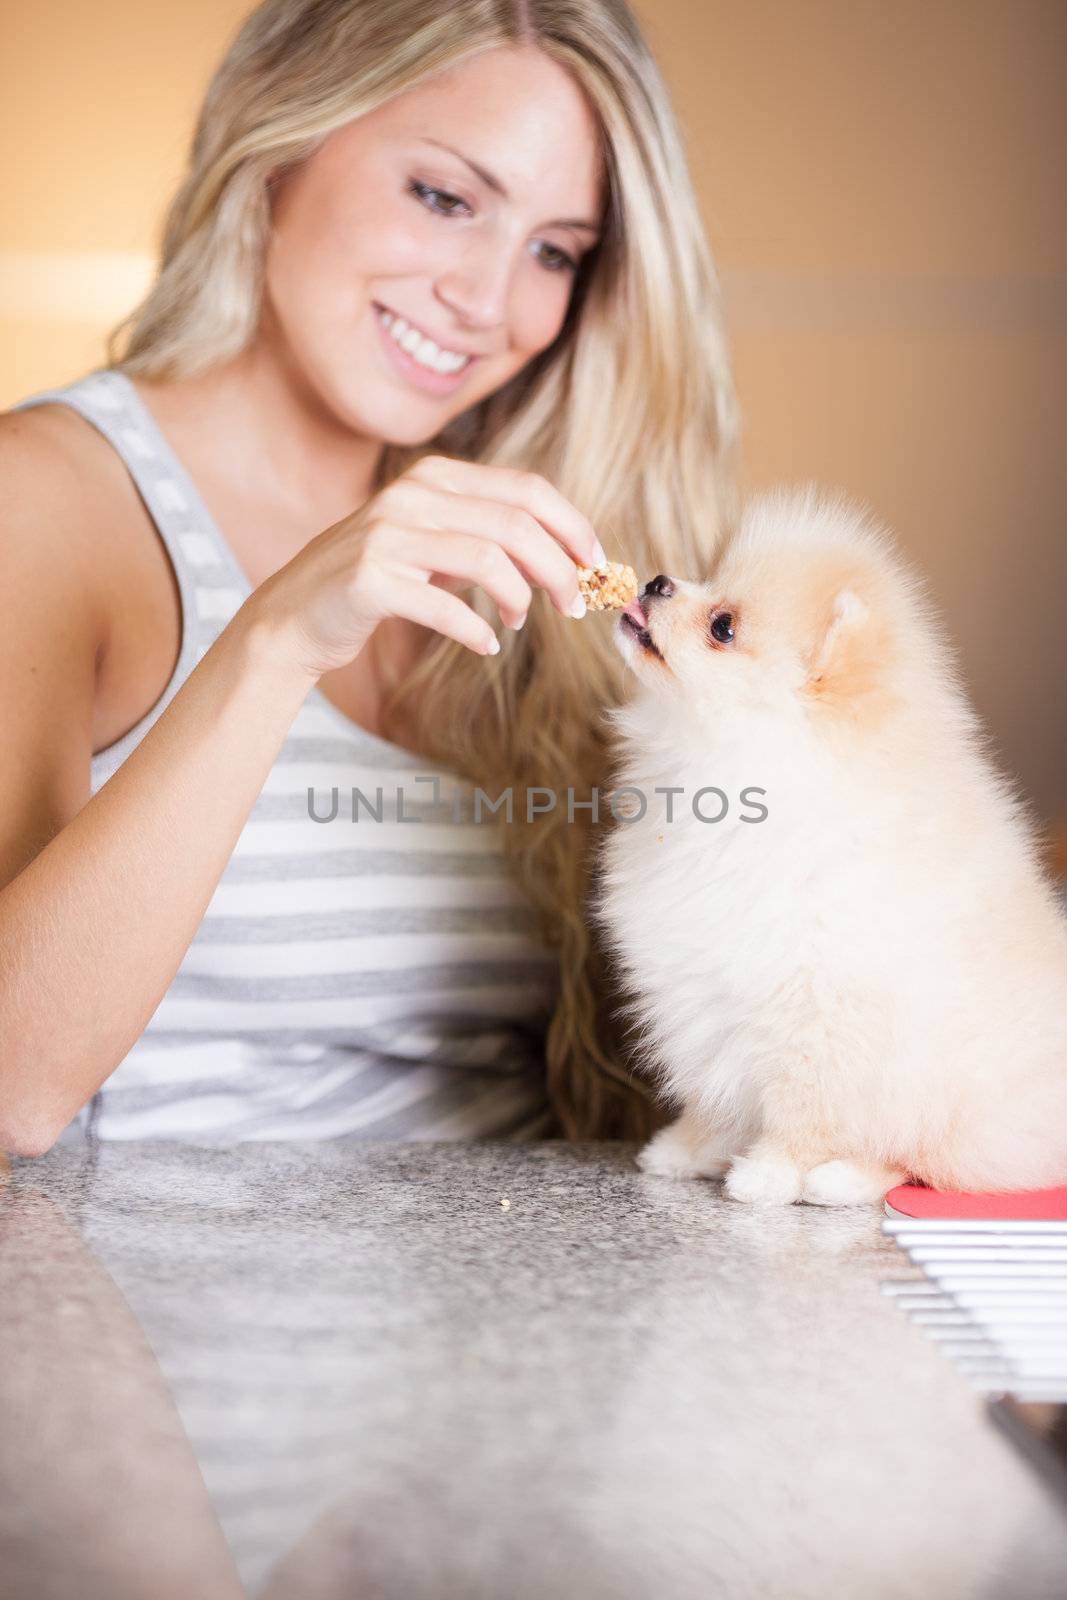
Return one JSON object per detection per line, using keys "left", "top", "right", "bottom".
{"left": 595, "top": 486, "right": 1067, "bottom": 1205}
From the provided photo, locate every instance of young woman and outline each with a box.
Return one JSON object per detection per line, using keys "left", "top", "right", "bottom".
{"left": 0, "top": 0, "right": 737, "bottom": 1154}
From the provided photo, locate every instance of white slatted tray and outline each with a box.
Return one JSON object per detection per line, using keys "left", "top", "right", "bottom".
{"left": 883, "top": 1217, "right": 1067, "bottom": 1401}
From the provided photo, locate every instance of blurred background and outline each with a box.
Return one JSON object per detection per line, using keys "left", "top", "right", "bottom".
{"left": 2, "top": 0, "right": 1064, "bottom": 848}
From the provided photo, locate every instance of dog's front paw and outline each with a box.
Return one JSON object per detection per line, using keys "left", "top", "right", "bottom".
{"left": 801, "top": 1159, "right": 906, "bottom": 1207}
{"left": 636, "top": 1119, "right": 732, "bottom": 1181}
{"left": 724, "top": 1152, "right": 802, "bottom": 1205}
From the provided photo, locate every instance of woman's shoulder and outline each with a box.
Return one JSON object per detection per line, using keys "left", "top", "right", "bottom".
{"left": 0, "top": 401, "right": 118, "bottom": 605}
{"left": 0, "top": 394, "right": 133, "bottom": 521}
{"left": 0, "top": 403, "right": 112, "bottom": 821}
{"left": 0, "top": 397, "right": 135, "bottom": 569}
{"left": 0, "top": 395, "right": 184, "bottom": 741}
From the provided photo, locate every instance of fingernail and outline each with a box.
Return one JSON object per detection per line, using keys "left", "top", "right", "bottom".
{"left": 486, "top": 635, "right": 501, "bottom": 655}
{"left": 591, "top": 539, "right": 608, "bottom": 566}
{"left": 510, "top": 612, "right": 527, "bottom": 631}
{"left": 569, "top": 594, "right": 587, "bottom": 620}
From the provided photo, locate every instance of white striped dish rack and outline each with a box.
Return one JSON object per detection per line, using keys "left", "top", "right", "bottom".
{"left": 882, "top": 1216, "right": 1067, "bottom": 1402}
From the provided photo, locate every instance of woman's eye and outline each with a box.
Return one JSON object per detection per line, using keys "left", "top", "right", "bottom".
{"left": 406, "top": 184, "right": 576, "bottom": 273}
{"left": 408, "top": 180, "right": 469, "bottom": 217}
{"left": 531, "top": 240, "right": 577, "bottom": 274}
{"left": 709, "top": 611, "right": 735, "bottom": 645}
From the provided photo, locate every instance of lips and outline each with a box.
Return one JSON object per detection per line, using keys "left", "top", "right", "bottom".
{"left": 374, "top": 300, "right": 476, "bottom": 358}
{"left": 619, "top": 596, "right": 662, "bottom": 658}
{"left": 372, "top": 302, "right": 479, "bottom": 396}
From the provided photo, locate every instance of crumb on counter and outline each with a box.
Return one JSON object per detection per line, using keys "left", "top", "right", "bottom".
{"left": 575, "top": 561, "right": 639, "bottom": 612}
{"left": 500, "top": 1196, "right": 511, "bottom": 1210}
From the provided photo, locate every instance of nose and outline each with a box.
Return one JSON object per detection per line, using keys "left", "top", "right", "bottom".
{"left": 643, "top": 574, "right": 676, "bottom": 600}
{"left": 434, "top": 239, "right": 510, "bottom": 331}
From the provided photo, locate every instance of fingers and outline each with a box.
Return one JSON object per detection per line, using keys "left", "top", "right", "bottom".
{"left": 372, "top": 572, "right": 500, "bottom": 657}
{"left": 387, "top": 482, "right": 586, "bottom": 620}
{"left": 406, "top": 456, "right": 606, "bottom": 571}
{"left": 386, "top": 527, "right": 532, "bottom": 630}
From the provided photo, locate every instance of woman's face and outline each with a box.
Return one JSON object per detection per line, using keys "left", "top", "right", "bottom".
{"left": 261, "top": 45, "right": 605, "bottom": 445}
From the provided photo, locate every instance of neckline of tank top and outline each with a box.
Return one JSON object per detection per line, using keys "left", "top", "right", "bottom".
{"left": 106, "top": 367, "right": 434, "bottom": 774}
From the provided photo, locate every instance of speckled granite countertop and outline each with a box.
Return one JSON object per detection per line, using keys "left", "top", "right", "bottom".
{"left": 2, "top": 1139, "right": 1065, "bottom": 1600}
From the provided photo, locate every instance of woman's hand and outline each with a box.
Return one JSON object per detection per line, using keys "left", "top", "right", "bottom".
{"left": 251, "top": 454, "right": 607, "bottom": 678}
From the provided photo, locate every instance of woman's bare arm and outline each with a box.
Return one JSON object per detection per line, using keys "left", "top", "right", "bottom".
{"left": 0, "top": 422, "right": 317, "bottom": 1156}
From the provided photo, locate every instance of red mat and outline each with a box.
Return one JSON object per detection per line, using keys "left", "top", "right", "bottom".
{"left": 885, "top": 1183, "right": 1067, "bottom": 1221}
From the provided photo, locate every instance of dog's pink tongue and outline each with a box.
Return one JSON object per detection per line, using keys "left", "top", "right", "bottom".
{"left": 622, "top": 597, "right": 647, "bottom": 626}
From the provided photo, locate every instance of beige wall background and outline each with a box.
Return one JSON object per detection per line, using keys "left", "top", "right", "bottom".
{"left": 2, "top": 0, "right": 1065, "bottom": 835}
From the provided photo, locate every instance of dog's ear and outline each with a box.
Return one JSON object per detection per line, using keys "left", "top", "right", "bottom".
{"left": 806, "top": 587, "right": 873, "bottom": 699}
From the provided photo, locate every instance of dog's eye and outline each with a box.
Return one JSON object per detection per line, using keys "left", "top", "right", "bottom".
{"left": 709, "top": 611, "right": 735, "bottom": 645}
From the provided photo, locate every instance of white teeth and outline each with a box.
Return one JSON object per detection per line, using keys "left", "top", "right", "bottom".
{"left": 377, "top": 307, "right": 470, "bottom": 376}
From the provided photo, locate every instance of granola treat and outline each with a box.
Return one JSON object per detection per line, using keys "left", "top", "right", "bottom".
{"left": 575, "top": 560, "right": 639, "bottom": 612}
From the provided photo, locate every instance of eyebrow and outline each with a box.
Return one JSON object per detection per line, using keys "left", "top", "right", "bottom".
{"left": 419, "top": 138, "right": 601, "bottom": 233}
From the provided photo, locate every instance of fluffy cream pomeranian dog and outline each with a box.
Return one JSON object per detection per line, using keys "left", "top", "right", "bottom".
{"left": 594, "top": 486, "right": 1067, "bottom": 1205}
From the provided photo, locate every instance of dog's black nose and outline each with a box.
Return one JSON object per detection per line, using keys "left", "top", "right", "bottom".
{"left": 644, "top": 574, "right": 676, "bottom": 600}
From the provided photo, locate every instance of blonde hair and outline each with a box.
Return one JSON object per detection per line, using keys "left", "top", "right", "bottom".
{"left": 111, "top": 0, "right": 740, "bottom": 1139}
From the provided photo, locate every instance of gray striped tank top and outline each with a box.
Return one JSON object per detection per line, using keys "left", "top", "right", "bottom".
{"left": 13, "top": 368, "right": 559, "bottom": 1142}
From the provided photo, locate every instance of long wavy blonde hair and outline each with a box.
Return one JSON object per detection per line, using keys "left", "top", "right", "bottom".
{"left": 110, "top": 0, "right": 740, "bottom": 1139}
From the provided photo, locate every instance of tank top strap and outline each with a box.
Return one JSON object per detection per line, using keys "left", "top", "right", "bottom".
{"left": 9, "top": 366, "right": 239, "bottom": 787}
{"left": 11, "top": 366, "right": 241, "bottom": 588}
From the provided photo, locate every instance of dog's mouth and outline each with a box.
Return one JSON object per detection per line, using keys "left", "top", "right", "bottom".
{"left": 619, "top": 597, "right": 663, "bottom": 660}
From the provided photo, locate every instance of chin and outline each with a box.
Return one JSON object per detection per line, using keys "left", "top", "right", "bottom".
{"left": 596, "top": 486, "right": 1067, "bottom": 1208}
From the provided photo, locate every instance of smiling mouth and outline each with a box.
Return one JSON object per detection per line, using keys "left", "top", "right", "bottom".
{"left": 620, "top": 602, "right": 663, "bottom": 660}
{"left": 374, "top": 303, "right": 475, "bottom": 377}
